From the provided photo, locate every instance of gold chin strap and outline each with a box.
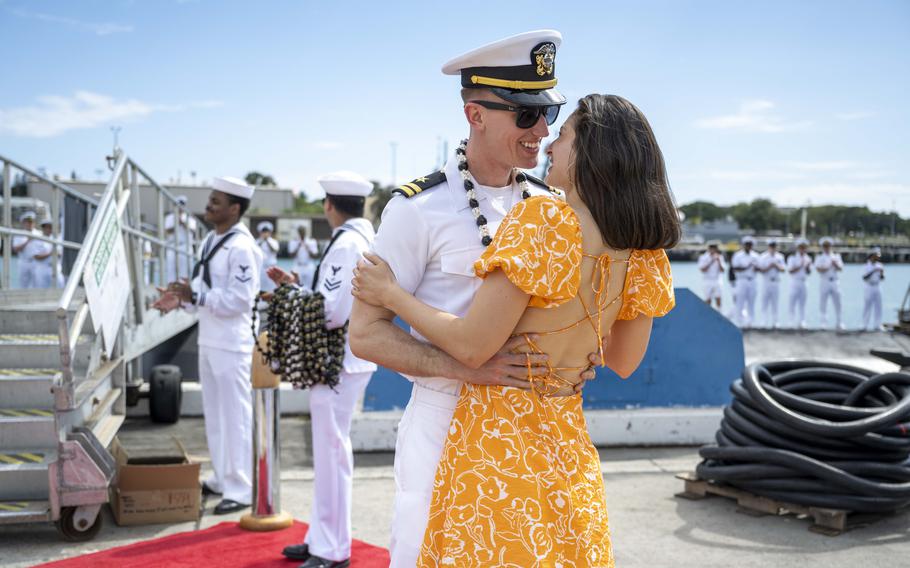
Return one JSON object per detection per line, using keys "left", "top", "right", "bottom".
{"left": 470, "top": 75, "right": 558, "bottom": 90}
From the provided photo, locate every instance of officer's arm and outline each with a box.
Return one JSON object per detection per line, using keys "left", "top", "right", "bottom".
{"left": 287, "top": 239, "right": 300, "bottom": 255}
{"left": 196, "top": 245, "right": 260, "bottom": 317}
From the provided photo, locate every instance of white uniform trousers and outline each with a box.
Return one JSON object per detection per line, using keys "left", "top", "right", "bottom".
{"left": 703, "top": 280, "right": 722, "bottom": 303}
{"left": 18, "top": 259, "right": 36, "bottom": 288}
{"left": 863, "top": 284, "right": 883, "bottom": 331}
{"left": 199, "top": 345, "right": 253, "bottom": 504}
{"left": 819, "top": 281, "right": 843, "bottom": 328}
{"left": 761, "top": 283, "right": 780, "bottom": 328}
{"left": 304, "top": 370, "right": 373, "bottom": 561}
{"left": 389, "top": 383, "right": 459, "bottom": 568}
{"left": 789, "top": 281, "right": 808, "bottom": 328}
{"left": 734, "top": 278, "right": 757, "bottom": 327}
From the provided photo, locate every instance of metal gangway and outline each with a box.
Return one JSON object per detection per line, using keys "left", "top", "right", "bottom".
{"left": 0, "top": 151, "right": 202, "bottom": 539}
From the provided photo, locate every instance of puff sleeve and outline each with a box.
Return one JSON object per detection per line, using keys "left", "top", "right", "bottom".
{"left": 617, "top": 249, "right": 675, "bottom": 320}
{"left": 473, "top": 196, "right": 582, "bottom": 308}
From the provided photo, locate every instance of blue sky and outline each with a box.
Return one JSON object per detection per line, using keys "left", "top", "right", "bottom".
{"left": 1, "top": 0, "right": 908, "bottom": 214}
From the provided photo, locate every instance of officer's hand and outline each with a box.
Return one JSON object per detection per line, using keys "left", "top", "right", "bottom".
{"left": 464, "top": 335, "right": 547, "bottom": 390}
{"left": 266, "top": 266, "right": 297, "bottom": 285}
{"left": 152, "top": 291, "right": 181, "bottom": 314}
{"left": 167, "top": 279, "right": 193, "bottom": 302}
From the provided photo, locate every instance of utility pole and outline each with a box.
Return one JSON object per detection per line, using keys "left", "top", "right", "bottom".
{"left": 110, "top": 126, "right": 122, "bottom": 153}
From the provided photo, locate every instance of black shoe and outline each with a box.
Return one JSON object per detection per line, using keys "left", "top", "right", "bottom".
{"left": 298, "top": 556, "right": 349, "bottom": 568}
{"left": 213, "top": 499, "right": 249, "bottom": 515}
{"left": 201, "top": 482, "right": 221, "bottom": 496}
{"left": 282, "top": 543, "right": 311, "bottom": 561}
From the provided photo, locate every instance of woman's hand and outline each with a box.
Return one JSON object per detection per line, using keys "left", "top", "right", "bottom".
{"left": 352, "top": 252, "right": 399, "bottom": 308}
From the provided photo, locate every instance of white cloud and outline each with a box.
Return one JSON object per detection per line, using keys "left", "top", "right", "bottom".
{"left": 695, "top": 99, "right": 811, "bottom": 133}
{"left": 782, "top": 160, "right": 859, "bottom": 171}
{"left": 835, "top": 110, "right": 875, "bottom": 121}
{"left": 10, "top": 9, "right": 133, "bottom": 35}
{"left": 0, "top": 91, "right": 223, "bottom": 138}
{"left": 707, "top": 170, "right": 806, "bottom": 182}
{"left": 311, "top": 141, "right": 343, "bottom": 150}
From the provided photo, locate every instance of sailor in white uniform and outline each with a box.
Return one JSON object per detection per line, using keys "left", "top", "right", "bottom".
{"left": 277, "top": 172, "right": 377, "bottom": 568}
{"left": 731, "top": 236, "right": 760, "bottom": 328}
{"left": 11, "top": 211, "right": 42, "bottom": 289}
{"left": 814, "top": 236, "right": 845, "bottom": 330}
{"left": 288, "top": 225, "right": 320, "bottom": 291}
{"left": 697, "top": 240, "right": 725, "bottom": 309}
{"left": 349, "top": 30, "right": 583, "bottom": 568}
{"left": 164, "top": 195, "right": 198, "bottom": 284}
{"left": 153, "top": 176, "right": 262, "bottom": 516}
{"left": 256, "top": 221, "right": 280, "bottom": 294}
{"left": 862, "top": 248, "right": 885, "bottom": 331}
{"left": 33, "top": 218, "right": 64, "bottom": 288}
{"left": 758, "top": 239, "right": 786, "bottom": 328}
{"left": 787, "top": 238, "right": 812, "bottom": 329}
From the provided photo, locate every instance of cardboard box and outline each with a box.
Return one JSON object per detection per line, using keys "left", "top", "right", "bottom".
{"left": 109, "top": 437, "right": 201, "bottom": 526}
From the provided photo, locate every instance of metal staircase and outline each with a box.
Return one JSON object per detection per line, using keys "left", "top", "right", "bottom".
{"left": 0, "top": 152, "right": 200, "bottom": 540}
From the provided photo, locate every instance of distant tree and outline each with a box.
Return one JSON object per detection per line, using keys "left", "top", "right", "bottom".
{"left": 370, "top": 181, "right": 394, "bottom": 224}
{"left": 679, "top": 200, "right": 727, "bottom": 223}
{"left": 245, "top": 171, "right": 277, "bottom": 187}
{"left": 732, "top": 198, "right": 784, "bottom": 232}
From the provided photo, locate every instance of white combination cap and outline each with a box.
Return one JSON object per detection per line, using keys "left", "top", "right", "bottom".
{"left": 318, "top": 171, "right": 373, "bottom": 197}
{"left": 19, "top": 210, "right": 36, "bottom": 222}
{"left": 212, "top": 176, "right": 254, "bottom": 199}
{"left": 819, "top": 236, "right": 834, "bottom": 246}
{"left": 39, "top": 217, "right": 53, "bottom": 226}
{"left": 741, "top": 236, "right": 755, "bottom": 245}
{"left": 871, "top": 247, "right": 882, "bottom": 256}
{"left": 176, "top": 195, "right": 188, "bottom": 206}
{"left": 707, "top": 240, "right": 721, "bottom": 248}
{"left": 442, "top": 30, "right": 566, "bottom": 106}
{"left": 257, "top": 221, "right": 274, "bottom": 233}
{"left": 796, "top": 238, "right": 809, "bottom": 247}
{"left": 767, "top": 239, "right": 778, "bottom": 246}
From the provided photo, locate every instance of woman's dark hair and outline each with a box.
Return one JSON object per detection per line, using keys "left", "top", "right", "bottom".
{"left": 225, "top": 194, "right": 250, "bottom": 218}
{"left": 327, "top": 195, "right": 366, "bottom": 218}
{"left": 572, "top": 94, "right": 681, "bottom": 250}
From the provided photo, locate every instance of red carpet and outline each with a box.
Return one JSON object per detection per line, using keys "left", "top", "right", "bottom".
{"left": 36, "top": 521, "right": 390, "bottom": 568}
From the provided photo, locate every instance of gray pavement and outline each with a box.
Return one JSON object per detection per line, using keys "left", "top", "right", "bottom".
{"left": 1, "top": 416, "right": 908, "bottom": 567}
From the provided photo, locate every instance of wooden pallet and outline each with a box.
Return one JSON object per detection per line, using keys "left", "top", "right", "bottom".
{"left": 674, "top": 472, "right": 893, "bottom": 536}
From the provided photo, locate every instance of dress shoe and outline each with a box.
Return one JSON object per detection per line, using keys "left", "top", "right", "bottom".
{"left": 213, "top": 499, "right": 249, "bottom": 515}
{"left": 201, "top": 482, "right": 221, "bottom": 496}
{"left": 299, "top": 555, "right": 350, "bottom": 568}
{"left": 282, "top": 543, "right": 311, "bottom": 561}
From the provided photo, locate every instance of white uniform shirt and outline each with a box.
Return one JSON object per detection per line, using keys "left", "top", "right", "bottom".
{"left": 863, "top": 261, "right": 884, "bottom": 285}
{"left": 759, "top": 251, "right": 786, "bottom": 284}
{"left": 697, "top": 251, "right": 725, "bottom": 282}
{"left": 12, "top": 229, "right": 43, "bottom": 261}
{"left": 313, "top": 217, "right": 377, "bottom": 374}
{"left": 257, "top": 236, "right": 279, "bottom": 267}
{"left": 289, "top": 237, "right": 319, "bottom": 267}
{"left": 372, "top": 153, "right": 562, "bottom": 394}
{"left": 814, "top": 251, "right": 844, "bottom": 283}
{"left": 186, "top": 222, "right": 262, "bottom": 353}
{"left": 731, "top": 249, "right": 760, "bottom": 281}
{"left": 787, "top": 252, "right": 813, "bottom": 281}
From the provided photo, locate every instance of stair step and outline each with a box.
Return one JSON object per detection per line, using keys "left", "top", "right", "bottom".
{"left": 0, "top": 373, "right": 56, "bottom": 410}
{"left": 0, "top": 334, "right": 91, "bottom": 369}
{"left": 0, "top": 412, "right": 57, "bottom": 450}
{"left": 0, "top": 450, "right": 56, "bottom": 501}
{"left": 0, "top": 308, "right": 69, "bottom": 334}
{"left": 0, "top": 500, "right": 50, "bottom": 524}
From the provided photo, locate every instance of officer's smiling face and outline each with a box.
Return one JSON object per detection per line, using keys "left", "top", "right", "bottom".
{"left": 204, "top": 191, "right": 237, "bottom": 225}
{"left": 473, "top": 92, "right": 549, "bottom": 171}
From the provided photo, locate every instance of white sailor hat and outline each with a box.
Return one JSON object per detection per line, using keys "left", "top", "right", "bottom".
{"left": 707, "top": 240, "right": 721, "bottom": 248}
{"left": 796, "top": 238, "right": 809, "bottom": 247}
{"left": 257, "top": 221, "right": 274, "bottom": 233}
{"left": 212, "top": 176, "right": 254, "bottom": 200}
{"left": 39, "top": 217, "right": 53, "bottom": 226}
{"left": 442, "top": 30, "right": 567, "bottom": 107}
{"left": 767, "top": 239, "right": 778, "bottom": 246}
{"left": 871, "top": 247, "right": 882, "bottom": 256}
{"left": 741, "top": 236, "right": 755, "bottom": 245}
{"left": 176, "top": 195, "right": 188, "bottom": 206}
{"left": 819, "top": 236, "right": 834, "bottom": 246}
{"left": 318, "top": 171, "right": 373, "bottom": 197}
{"left": 19, "top": 210, "right": 36, "bottom": 222}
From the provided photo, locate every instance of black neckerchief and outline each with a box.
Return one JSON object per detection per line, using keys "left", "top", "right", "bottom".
{"left": 192, "top": 231, "right": 237, "bottom": 288}
{"left": 310, "top": 229, "right": 346, "bottom": 291}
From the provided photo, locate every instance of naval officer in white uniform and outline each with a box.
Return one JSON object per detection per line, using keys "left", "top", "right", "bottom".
{"left": 164, "top": 195, "right": 197, "bottom": 285}
{"left": 349, "top": 30, "right": 600, "bottom": 567}
{"left": 758, "top": 239, "right": 786, "bottom": 328}
{"left": 153, "top": 176, "right": 262, "bottom": 515}
{"left": 862, "top": 248, "right": 885, "bottom": 331}
{"left": 787, "top": 238, "right": 812, "bottom": 329}
{"left": 11, "top": 211, "right": 42, "bottom": 289}
{"left": 272, "top": 172, "right": 377, "bottom": 568}
{"left": 256, "top": 221, "right": 280, "bottom": 294}
{"left": 731, "top": 236, "right": 760, "bottom": 328}
{"left": 697, "top": 240, "right": 725, "bottom": 308}
{"left": 288, "top": 225, "right": 320, "bottom": 290}
{"left": 814, "top": 236, "right": 845, "bottom": 330}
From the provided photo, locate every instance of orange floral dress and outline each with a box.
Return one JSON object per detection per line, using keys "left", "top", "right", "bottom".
{"left": 417, "top": 196, "right": 674, "bottom": 568}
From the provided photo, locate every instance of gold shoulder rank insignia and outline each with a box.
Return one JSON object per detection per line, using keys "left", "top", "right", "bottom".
{"left": 522, "top": 173, "right": 563, "bottom": 197}
{"left": 392, "top": 170, "right": 447, "bottom": 198}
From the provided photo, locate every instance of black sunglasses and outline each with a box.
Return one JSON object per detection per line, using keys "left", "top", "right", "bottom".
{"left": 469, "top": 100, "right": 561, "bottom": 129}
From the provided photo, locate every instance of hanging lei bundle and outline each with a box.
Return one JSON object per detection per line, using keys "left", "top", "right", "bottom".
{"left": 252, "top": 284, "right": 347, "bottom": 390}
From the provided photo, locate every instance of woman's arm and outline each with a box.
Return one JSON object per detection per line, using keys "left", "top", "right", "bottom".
{"left": 354, "top": 254, "right": 530, "bottom": 369}
{"left": 600, "top": 314, "right": 653, "bottom": 379}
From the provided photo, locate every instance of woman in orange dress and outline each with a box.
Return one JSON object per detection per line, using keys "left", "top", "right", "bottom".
{"left": 354, "top": 94, "right": 681, "bottom": 567}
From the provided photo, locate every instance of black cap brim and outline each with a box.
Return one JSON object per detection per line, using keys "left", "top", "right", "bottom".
{"left": 488, "top": 87, "right": 567, "bottom": 106}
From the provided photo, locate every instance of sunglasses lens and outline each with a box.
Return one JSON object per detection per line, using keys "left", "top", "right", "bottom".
{"left": 544, "top": 105, "right": 560, "bottom": 126}
{"left": 515, "top": 108, "right": 539, "bottom": 129}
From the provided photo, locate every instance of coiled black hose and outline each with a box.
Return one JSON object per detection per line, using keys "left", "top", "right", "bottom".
{"left": 696, "top": 361, "right": 910, "bottom": 513}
